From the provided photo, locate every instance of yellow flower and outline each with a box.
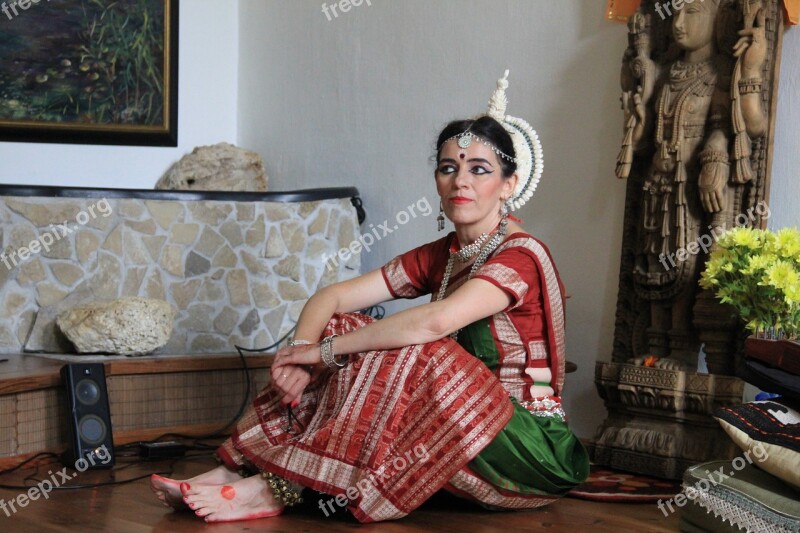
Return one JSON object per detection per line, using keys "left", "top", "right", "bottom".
{"left": 771, "top": 227, "right": 800, "bottom": 259}
{"left": 764, "top": 260, "right": 800, "bottom": 292}
{"left": 786, "top": 284, "right": 800, "bottom": 305}
{"left": 742, "top": 254, "right": 772, "bottom": 275}
{"left": 727, "top": 227, "right": 763, "bottom": 249}
{"left": 701, "top": 226, "right": 800, "bottom": 337}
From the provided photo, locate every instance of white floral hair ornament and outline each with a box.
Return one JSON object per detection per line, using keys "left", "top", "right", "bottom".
{"left": 487, "top": 70, "right": 544, "bottom": 211}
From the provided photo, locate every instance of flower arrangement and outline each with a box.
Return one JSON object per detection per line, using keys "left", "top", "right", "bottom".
{"left": 700, "top": 226, "right": 800, "bottom": 340}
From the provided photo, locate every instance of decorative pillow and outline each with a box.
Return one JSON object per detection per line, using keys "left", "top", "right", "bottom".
{"left": 714, "top": 400, "right": 800, "bottom": 489}
{"left": 680, "top": 460, "right": 800, "bottom": 533}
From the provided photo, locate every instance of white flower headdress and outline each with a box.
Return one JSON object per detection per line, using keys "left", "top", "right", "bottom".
{"left": 486, "top": 70, "right": 544, "bottom": 211}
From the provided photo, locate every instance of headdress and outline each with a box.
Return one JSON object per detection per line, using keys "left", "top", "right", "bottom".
{"left": 443, "top": 70, "right": 544, "bottom": 211}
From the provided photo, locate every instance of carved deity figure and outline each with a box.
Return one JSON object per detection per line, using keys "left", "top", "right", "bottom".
{"left": 616, "top": 0, "right": 769, "bottom": 371}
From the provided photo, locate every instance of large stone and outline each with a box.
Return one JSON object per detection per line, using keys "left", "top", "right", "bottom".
{"left": 156, "top": 143, "right": 268, "bottom": 192}
{"left": 24, "top": 252, "right": 123, "bottom": 353}
{"left": 56, "top": 297, "right": 176, "bottom": 356}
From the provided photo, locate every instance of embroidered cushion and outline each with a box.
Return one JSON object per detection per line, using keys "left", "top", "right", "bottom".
{"left": 679, "top": 460, "right": 800, "bottom": 533}
{"left": 714, "top": 400, "right": 800, "bottom": 488}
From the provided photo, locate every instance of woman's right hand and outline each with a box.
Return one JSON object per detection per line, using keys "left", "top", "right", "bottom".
{"left": 271, "top": 344, "right": 326, "bottom": 405}
{"left": 271, "top": 363, "right": 312, "bottom": 406}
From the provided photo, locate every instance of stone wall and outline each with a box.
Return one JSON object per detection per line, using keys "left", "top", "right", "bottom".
{"left": 0, "top": 191, "right": 360, "bottom": 354}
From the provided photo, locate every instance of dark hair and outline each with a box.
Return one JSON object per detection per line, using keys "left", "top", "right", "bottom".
{"left": 435, "top": 115, "right": 517, "bottom": 178}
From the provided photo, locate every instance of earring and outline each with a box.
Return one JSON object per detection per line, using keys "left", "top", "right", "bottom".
{"left": 500, "top": 198, "right": 509, "bottom": 217}
{"left": 437, "top": 201, "right": 445, "bottom": 231}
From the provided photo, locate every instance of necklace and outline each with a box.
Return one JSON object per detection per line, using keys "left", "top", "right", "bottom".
{"left": 452, "top": 231, "right": 490, "bottom": 262}
{"left": 436, "top": 215, "right": 509, "bottom": 315}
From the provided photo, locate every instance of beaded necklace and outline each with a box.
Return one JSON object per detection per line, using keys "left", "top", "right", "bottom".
{"left": 436, "top": 215, "right": 509, "bottom": 315}
{"left": 452, "top": 230, "right": 491, "bottom": 262}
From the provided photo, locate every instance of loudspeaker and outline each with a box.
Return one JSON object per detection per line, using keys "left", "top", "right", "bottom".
{"left": 61, "top": 363, "right": 115, "bottom": 469}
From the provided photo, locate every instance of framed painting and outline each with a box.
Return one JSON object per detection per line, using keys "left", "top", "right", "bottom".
{"left": 0, "top": 0, "right": 178, "bottom": 146}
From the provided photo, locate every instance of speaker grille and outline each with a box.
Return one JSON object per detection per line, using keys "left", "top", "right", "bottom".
{"left": 61, "top": 363, "right": 115, "bottom": 468}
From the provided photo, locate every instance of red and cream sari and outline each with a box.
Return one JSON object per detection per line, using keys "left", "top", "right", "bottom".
{"left": 218, "top": 232, "right": 589, "bottom": 522}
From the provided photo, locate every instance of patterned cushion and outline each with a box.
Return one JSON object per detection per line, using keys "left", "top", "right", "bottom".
{"left": 714, "top": 400, "right": 800, "bottom": 488}
{"left": 680, "top": 460, "right": 800, "bottom": 533}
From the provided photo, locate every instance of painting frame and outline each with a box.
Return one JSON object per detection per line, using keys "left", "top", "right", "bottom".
{"left": 0, "top": 0, "right": 179, "bottom": 147}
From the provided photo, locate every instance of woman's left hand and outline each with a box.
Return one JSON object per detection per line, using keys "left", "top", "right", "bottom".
{"left": 273, "top": 343, "right": 323, "bottom": 369}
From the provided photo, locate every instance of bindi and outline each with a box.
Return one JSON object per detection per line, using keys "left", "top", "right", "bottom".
{"left": 220, "top": 485, "right": 236, "bottom": 500}
{"left": 459, "top": 152, "right": 466, "bottom": 159}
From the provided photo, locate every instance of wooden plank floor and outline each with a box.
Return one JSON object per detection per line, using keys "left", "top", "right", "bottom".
{"left": 0, "top": 454, "right": 680, "bottom": 532}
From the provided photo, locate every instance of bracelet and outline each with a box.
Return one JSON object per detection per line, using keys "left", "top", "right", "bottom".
{"left": 261, "top": 472, "right": 303, "bottom": 507}
{"left": 320, "top": 334, "right": 347, "bottom": 368}
{"left": 289, "top": 339, "right": 313, "bottom": 347}
{"left": 738, "top": 77, "right": 762, "bottom": 95}
{"left": 699, "top": 149, "right": 729, "bottom": 165}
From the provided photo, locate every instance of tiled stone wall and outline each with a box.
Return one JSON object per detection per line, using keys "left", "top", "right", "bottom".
{"left": 0, "top": 194, "right": 360, "bottom": 354}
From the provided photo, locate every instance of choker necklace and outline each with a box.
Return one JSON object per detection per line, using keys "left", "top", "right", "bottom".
{"left": 436, "top": 215, "right": 509, "bottom": 308}
{"left": 452, "top": 232, "right": 491, "bottom": 262}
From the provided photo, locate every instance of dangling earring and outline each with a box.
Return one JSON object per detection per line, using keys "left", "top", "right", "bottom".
{"left": 500, "top": 197, "right": 509, "bottom": 218}
{"left": 437, "top": 201, "right": 445, "bottom": 231}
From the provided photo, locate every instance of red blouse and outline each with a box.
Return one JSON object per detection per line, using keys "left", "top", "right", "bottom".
{"left": 381, "top": 231, "right": 568, "bottom": 399}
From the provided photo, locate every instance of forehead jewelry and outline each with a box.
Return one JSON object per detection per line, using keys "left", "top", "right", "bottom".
{"left": 440, "top": 70, "right": 545, "bottom": 211}
{"left": 457, "top": 134, "right": 470, "bottom": 158}
{"left": 446, "top": 131, "right": 517, "bottom": 163}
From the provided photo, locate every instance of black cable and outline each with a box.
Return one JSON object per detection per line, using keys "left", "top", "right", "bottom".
{"left": 115, "top": 326, "right": 296, "bottom": 448}
{"left": 0, "top": 452, "right": 60, "bottom": 478}
{"left": 0, "top": 453, "right": 211, "bottom": 491}
{"left": 0, "top": 327, "right": 295, "bottom": 492}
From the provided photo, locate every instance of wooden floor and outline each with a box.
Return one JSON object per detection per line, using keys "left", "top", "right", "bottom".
{"left": 0, "top": 454, "right": 680, "bottom": 532}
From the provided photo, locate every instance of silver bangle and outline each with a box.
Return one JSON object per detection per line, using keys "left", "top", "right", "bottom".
{"left": 289, "top": 339, "right": 313, "bottom": 347}
{"left": 320, "top": 334, "right": 346, "bottom": 369}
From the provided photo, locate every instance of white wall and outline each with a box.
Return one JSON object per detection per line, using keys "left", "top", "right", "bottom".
{"left": 769, "top": 27, "right": 800, "bottom": 231}
{"left": 238, "top": 0, "right": 800, "bottom": 439}
{"left": 0, "top": 0, "right": 239, "bottom": 188}
{"left": 237, "top": 0, "right": 628, "bottom": 438}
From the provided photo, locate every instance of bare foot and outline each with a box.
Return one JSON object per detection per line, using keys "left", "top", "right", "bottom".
{"left": 150, "top": 465, "right": 243, "bottom": 510}
{"left": 180, "top": 475, "right": 285, "bottom": 523}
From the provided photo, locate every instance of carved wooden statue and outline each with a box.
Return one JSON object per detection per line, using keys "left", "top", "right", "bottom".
{"left": 593, "top": 0, "right": 783, "bottom": 478}
{"left": 615, "top": 0, "right": 775, "bottom": 373}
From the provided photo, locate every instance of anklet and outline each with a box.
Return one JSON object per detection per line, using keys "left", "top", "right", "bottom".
{"left": 262, "top": 472, "right": 303, "bottom": 507}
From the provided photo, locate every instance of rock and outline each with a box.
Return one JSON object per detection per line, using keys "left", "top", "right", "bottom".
{"left": 56, "top": 297, "right": 176, "bottom": 355}
{"left": 155, "top": 142, "right": 268, "bottom": 191}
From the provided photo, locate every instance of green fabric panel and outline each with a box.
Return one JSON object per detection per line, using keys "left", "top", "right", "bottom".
{"left": 469, "top": 402, "right": 590, "bottom": 496}
{"left": 457, "top": 319, "right": 499, "bottom": 370}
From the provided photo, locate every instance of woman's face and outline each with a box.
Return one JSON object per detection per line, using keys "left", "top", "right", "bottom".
{"left": 435, "top": 137, "right": 516, "bottom": 229}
